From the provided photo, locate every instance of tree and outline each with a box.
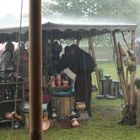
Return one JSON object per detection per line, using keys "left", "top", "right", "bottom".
{"left": 42, "top": 0, "right": 140, "bottom": 22}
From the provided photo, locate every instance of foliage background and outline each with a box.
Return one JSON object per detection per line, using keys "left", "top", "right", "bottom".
{"left": 42, "top": 0, "right": 140, "bottom": 37}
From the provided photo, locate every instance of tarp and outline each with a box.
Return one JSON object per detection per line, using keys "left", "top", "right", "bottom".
{"left": 0, "top": 21, "right": 137, "bottom": 42}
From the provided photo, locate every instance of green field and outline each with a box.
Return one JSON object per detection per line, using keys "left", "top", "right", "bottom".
{"left": 97, "top": 60, "right": 140, "bottom": 79}
{"left": 0, "top": 61, "right": 140, "bottom": 140}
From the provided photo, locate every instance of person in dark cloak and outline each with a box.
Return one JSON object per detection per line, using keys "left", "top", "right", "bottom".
{"left": 59, "top": 45, "right": 70, "bottom": 71}
{"left": 51, "top": 41, "right": 62, "bottom": 74}
{"left": 58, "top": 45, "right": 75, "bottom": 89}
{"left": 69, "top": 44, "right": 95, "bottom": 117}
{"left": 0, "top": 42, "right": 14, "bottom": 73}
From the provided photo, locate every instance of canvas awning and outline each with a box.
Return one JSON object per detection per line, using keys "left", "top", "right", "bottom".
{"left": 0, "top": 21, "right": 137, "bottom": 43}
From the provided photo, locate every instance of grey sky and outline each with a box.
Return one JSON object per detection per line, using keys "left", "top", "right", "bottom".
{"left": 0, "top": 0, "right": 29, "bottom": 19}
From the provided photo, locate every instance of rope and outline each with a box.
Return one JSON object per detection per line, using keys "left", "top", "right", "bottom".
{"left": 14, "top": 0, "right": 24, "bottom": 112}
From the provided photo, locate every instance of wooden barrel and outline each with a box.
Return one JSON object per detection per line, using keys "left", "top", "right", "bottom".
{"left": 52, "top": 95, "right": 74, "bottom": 118}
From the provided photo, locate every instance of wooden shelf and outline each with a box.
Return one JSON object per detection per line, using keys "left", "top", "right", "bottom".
{"left": 0, "top": 81, "right": 24, "bottom": 85}
{"left": 0, "top": 99, "right": 23, "bottom": 103}
{"left": 0, "top": 119, "right": 14, "bottom": 123}
{"left": 0, "top": 81, "right": 25, "bottom": 123}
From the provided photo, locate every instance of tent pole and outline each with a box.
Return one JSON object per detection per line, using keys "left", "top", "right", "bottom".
{"left": 29, "top": 0, "right": 42, "bottom": 140}
{"left": 112, "top": 31, "right": 128, "bottom": 105}
{"left": 130, "top": 30, "right": 136, "bottom": 106}
{"left": 88, "top": 36, "right": 101, "bottom": 95}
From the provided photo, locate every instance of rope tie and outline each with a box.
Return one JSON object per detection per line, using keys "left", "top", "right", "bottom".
{"left": 14, "top": 0, "right": 24, "bottom": 112}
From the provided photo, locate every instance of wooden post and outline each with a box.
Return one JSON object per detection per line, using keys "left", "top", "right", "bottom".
{"left": 88, "top": 36, "right": 101, "bottom": 94}
{"left": 135, "top": 78, "right": 140, "bottom": 127}
{"left": 136, "top": 88, "right": 140, "bottom": 127}
{"left": 129, "top": 31, "right": 136, "bottom": 106}
{"left": 29, "top": 0, "right": 42, "bottom": 140}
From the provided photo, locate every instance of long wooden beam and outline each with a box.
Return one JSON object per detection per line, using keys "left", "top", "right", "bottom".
{"left": 29, "top": 0, "right": 42, "bottom": 140}
{"left": 112, "top": 31, "right": 129, "bottom": 105}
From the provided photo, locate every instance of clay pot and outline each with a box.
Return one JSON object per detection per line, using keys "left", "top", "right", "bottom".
{"left": 62, "top": 80, "right": 69, "bottom": 88}
{"left": 76, "top": 102, "right": 86, "bottom": 111}
{"left": 71, "top": 118, "right": 79, "bottom": 127}
{"left": 11, "top": 112, "right": 22, "bottom": 121}
{"left": 55, "top": 79, "right": 62, "bottom": 87}
{"left": 5, "top": 112, "right": 14, "bottom": 120}
{"left": 42, "top": 119, "right": 50, "bottom": 131}
{"left": 5, "top": 112, "right": 22, "bottom": 121}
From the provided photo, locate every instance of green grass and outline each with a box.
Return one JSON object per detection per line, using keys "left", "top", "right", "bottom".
{"left": 97, "top": 60, "right": 140, "bottom": 79}
{"left": 1, "top": 98, "right": 140, "bottom": 140}
{"left": 0, "top": 61, "right": 140, "bottom": 140}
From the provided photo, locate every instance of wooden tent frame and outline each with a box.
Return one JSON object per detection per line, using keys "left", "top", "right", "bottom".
{"left": 0, "top": 20, "right": 139, "bottom": 135}
{"left": 0, "top": 23, "right": 137, "bottom": 94}
{"left": 43, "top": 23, "right": 138, "bottom": 126}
